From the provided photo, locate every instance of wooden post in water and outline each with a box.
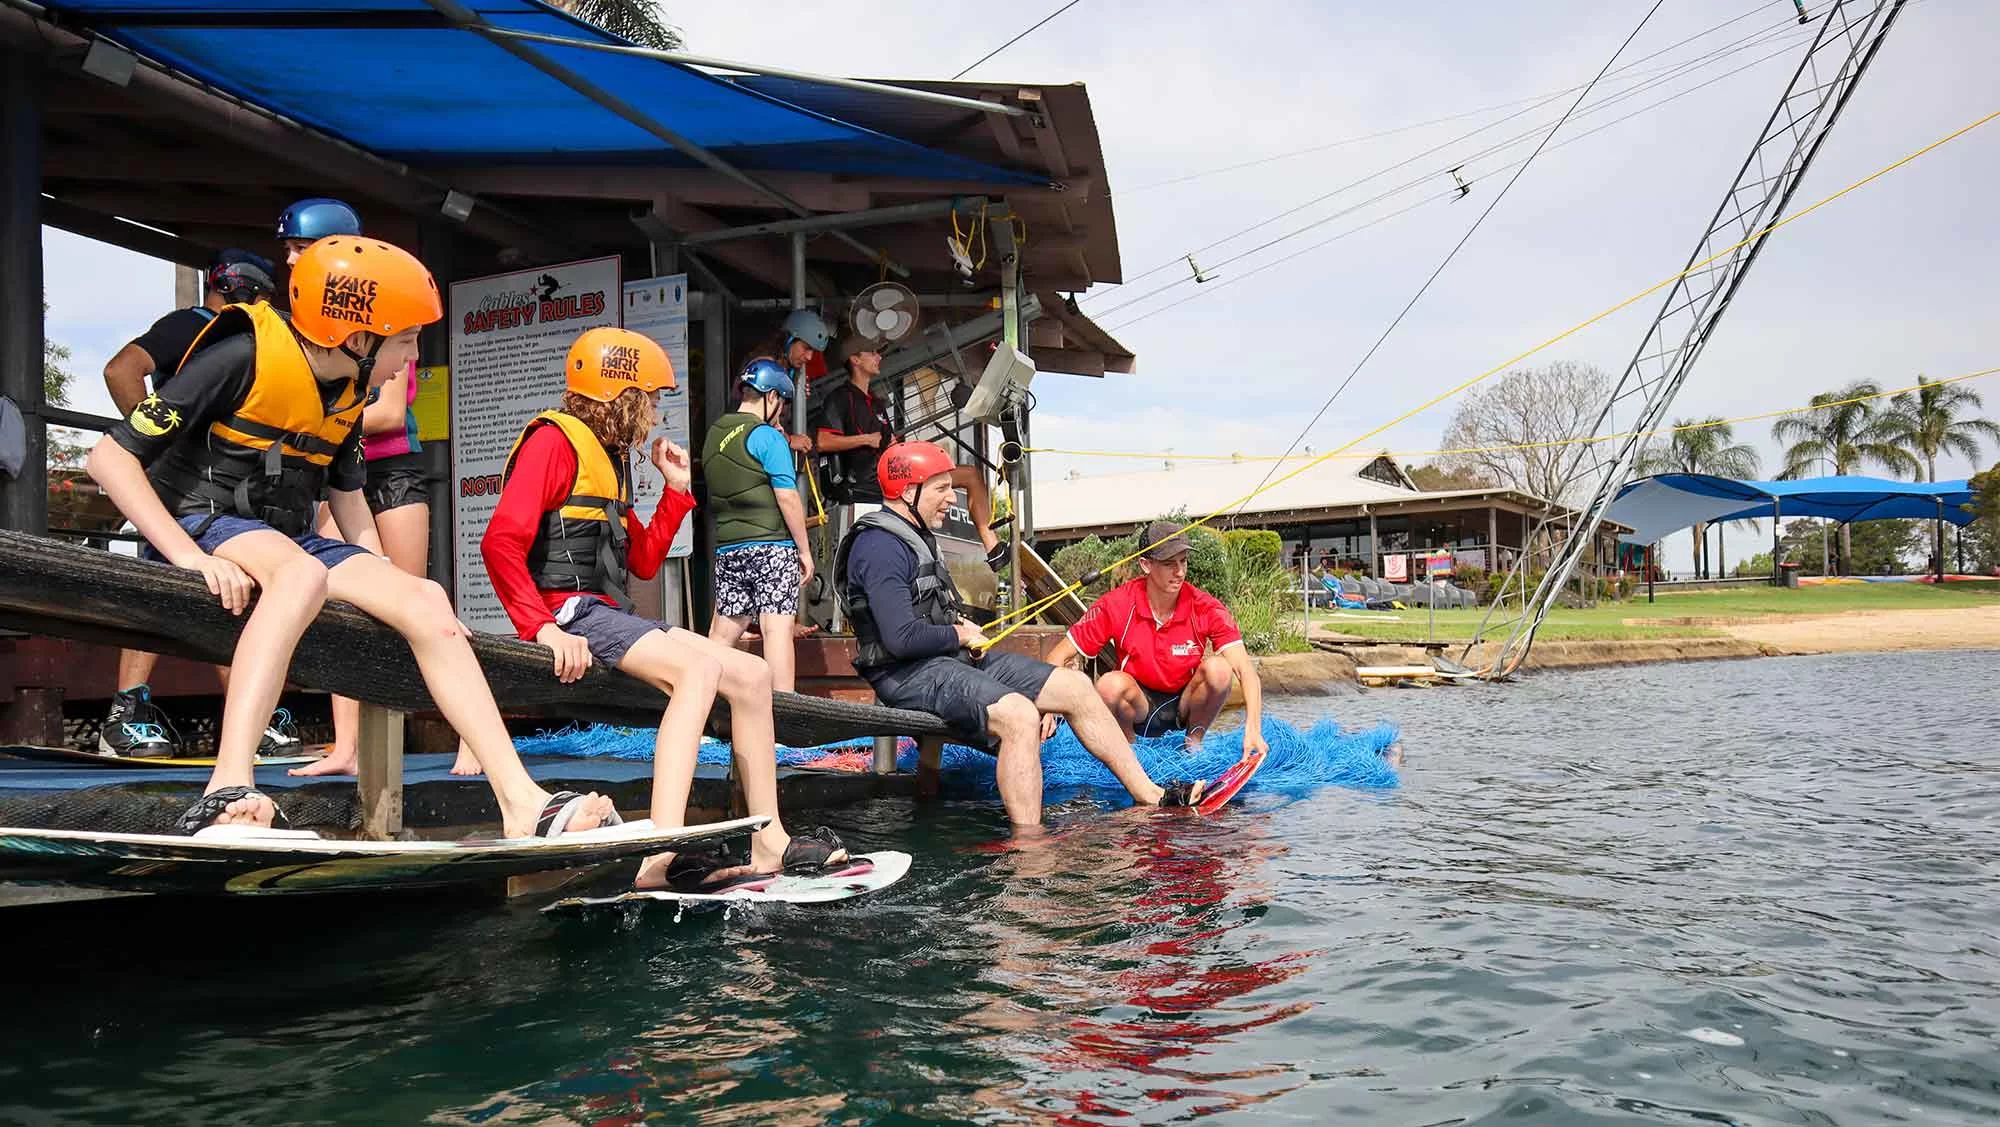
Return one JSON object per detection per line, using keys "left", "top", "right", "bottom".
{"left": 872, "top": 734, "right": 896, "bottom": 775}
{"left": 356, "top": 703, "right": 405, "bottom": 840}
{"left": 916, "top": 735, "right": 944, "bottom": 801}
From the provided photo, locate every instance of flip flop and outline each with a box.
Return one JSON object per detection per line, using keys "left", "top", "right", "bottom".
{"left": 174, "top": 785, "right": 291, "bottom": 836}
{"left": 534, "top": 790, "right": 624, "bottom": 838}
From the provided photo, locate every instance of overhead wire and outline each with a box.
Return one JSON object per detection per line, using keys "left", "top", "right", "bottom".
{"left": 1085, "top": 19, "right": 1820, "bottom": 324}
{"left": 1116, "top": 0, "right": 1799, "bottom": 198}
{"left": 1228, "top": 0, "right": 1668, "bottom": 524}
{"left": 1100, "top": 26, "right": 1817, "bottom": 333}
{"left": 951, "top": 0, "right": 1087, "bottom": 80}
{"left": 1088, "top": 7, "right": 1819, "bottom": 302}
{"left": 968, "top": 107, "right": 2000, "bottom": 647}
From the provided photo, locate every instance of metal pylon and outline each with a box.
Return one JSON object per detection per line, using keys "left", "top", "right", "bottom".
{"left": 1469, "top": 0, "right": 1907, "bottom": 678}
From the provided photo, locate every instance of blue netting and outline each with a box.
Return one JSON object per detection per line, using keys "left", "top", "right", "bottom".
{"left": 515, "top": 715, "right": 1401, "bottom": 803}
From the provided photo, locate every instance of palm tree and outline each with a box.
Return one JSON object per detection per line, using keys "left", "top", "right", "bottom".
{"left": 1637, "top": 417, "right": 1761, "bottom": 579}
{"left": 1772, "top": 381, "right": 1918, "bottom": 574}
{"left": 1874, "top": 375, "right": 2000, "bottom": 484}
{"left": 550, "top": 0, "right": 683, "bottom": 49}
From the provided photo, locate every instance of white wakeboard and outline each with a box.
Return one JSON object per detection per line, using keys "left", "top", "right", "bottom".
{"left": 542, "top": 850, "right": 912, "bottom": 916}
{"left": 0, "top": 816, "right": 769, "bottom": 896}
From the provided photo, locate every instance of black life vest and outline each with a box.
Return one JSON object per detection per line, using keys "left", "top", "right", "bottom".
{"left": 501, "top": 411, "right": 633, "bottom": 606}
{"left": 835, "top": 509, "right": 965, "bottom": 672}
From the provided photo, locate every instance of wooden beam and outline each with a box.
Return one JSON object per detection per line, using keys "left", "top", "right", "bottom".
{"left": 356, "top": 704, "right": 405, "bottom": 840}
{"left": 1029, "top": 346, "right": 1105, "bottom": 377}
{"left": 45, "top": 145, "right": 324, "bottom": 187}
{"left": 447, "top": 166, "right": 876, "bottom": 211}
{"left": 649, "top": 196, "right": 835, "bottom": 297}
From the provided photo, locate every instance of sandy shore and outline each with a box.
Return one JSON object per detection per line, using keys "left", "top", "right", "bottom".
{"left": 1715, "top": 605, "right": 2000, "bottom": 655}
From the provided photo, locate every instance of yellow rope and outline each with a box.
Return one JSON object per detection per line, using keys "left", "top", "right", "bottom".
{"left": 970, "top": 108, "right": 2000, "bottom": 650}
{"left": 1020, "top": 367, "right": 2000, "bottom": 466}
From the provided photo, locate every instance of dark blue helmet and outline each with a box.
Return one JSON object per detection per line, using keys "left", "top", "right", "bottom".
{"left": 276, "top": 198, "right": 363, "bottom": 241}
{"left": 740, "top": 358, "right": 796, "bottom": 398}
{"left": 207, "top": 249, "right": 276, "bottom": 303}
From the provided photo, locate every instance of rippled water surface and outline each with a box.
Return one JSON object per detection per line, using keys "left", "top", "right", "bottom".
{"left": 3, "top": 651, "right": 1997, "bottom": 1125}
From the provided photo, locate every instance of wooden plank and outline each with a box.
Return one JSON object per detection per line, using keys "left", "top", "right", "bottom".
{"left": 0, "top": 530, "right": 953, "bottom": 746}
{"left": 916, "top": 735, "right": 944, "bottom": 801}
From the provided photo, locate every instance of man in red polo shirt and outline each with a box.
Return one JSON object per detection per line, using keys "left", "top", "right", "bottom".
{"left": 1045, "top": 521, "right": 1266, "bottom": 756}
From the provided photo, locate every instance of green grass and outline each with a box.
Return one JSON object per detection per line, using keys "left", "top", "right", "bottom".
{"left": 1309, "top": 580, "right": 2000, "bottom": 643}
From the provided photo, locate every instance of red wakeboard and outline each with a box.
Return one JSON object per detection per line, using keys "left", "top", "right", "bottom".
{"left": 1195, "top": 748, "right": 1267, "bottom": 814}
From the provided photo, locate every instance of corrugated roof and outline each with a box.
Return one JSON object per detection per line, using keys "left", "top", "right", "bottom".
{"left": 41, "top": 0, "right": 1044, "bottom": 180}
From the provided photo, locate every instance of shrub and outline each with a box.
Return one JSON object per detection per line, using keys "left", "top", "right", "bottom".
{"left": 1222, "top": 528, "right": 1282, "bottom": 578}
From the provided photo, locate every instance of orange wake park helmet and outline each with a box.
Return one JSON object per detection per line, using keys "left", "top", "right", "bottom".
{"left": 566, "top": 327, "right": 674, "bottom": 402}
{"left": 289, "top": 237, "right": 442, "bottom": 348}
{"left": 879, "top": 440, "right": 955, "bottom": 502}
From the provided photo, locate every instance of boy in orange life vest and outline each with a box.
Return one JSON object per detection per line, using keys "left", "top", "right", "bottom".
{"left": 86, "top": 237, "right": 617, "bottom": 837}
{"left": 481, "top": 328, "right": 853, "bottom": 891}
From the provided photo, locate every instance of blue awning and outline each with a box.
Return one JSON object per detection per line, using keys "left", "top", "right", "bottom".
{"left": 1606, "top": 474, "right": 1975, "bottom": 544}
{"left": 42, "top": 0, "right": 1044, "bottom": 182}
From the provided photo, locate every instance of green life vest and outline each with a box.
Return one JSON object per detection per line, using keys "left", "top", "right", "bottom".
{"left": 701, "top": 410, "right": 788, "bottom": 546}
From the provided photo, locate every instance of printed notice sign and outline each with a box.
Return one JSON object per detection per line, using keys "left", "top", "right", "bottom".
{"left": 621, "top": 275, "right": 693, "bottom": 559}
{"left": 448, "top": 255, "right": 620, "bottom": 632}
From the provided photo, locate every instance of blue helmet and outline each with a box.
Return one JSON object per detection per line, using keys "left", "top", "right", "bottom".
{"left": 740, "top": 358, "right": 795, "bottom": 398}
{"left": 780, "top": 309, "right": 830, "bottom": 353}
{"left": 277, "top": 198, "right": 363, "bottom": 241}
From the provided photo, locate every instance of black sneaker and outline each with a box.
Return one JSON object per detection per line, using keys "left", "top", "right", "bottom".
{"left": 100, "top": 685, "right": 177, "bottom": 759}
{"left": 257, "top": 709, "right": 303, "bottom": 759}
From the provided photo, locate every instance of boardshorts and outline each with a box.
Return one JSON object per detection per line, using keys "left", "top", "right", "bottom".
{"left": 143, "top": 513, "right": 369, "bottom": 571}
{"left": 865, "top": 650, "right": 1055, "bottom": 748}
{"left": 555, "top": 596, "right": 673, "bottom": 668}
{"left": 1135, "top": 682, "right": 1186, "bottom": 738}
{"left": 714, "top": 542, "right": 802, "bottom": 618}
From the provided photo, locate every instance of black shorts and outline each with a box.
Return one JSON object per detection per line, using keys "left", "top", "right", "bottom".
{"left": 1135, "top": 682, "right": 1185, "bottom": 738}
{"left": 866, "top": 650, "right": 1055, "bottom": 748}
{"left": 364, "top": 452, "right": 430, "bottom": 515}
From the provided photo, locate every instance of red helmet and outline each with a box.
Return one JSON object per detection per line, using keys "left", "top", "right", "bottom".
{"left": 878, "top": 440, "right": 955, "bottom": 502}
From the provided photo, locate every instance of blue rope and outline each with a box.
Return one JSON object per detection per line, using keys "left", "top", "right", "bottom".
{"left": 514, "top": 715, "right": 1400, "bottom": 803}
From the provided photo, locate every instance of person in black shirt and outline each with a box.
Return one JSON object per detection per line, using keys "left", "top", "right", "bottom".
{"left": 101, "top": 250, "right": 274, "bottom": 416}
{"left": 95, "top": 248, "right": 275, "bottom": 758}
{"left": 817, "top": 336, "right": 1006, "bottom": 566}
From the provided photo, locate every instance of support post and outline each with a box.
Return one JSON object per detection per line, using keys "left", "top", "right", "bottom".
{"left": 994, "top": 215, "right": 1024, "bottom": 612}
{"left": 916, "top": 735, "right": 944, "bottom": 801}
{"left": 790, "top": 231, "right": 808, "bottom": 443}
{"left": 1646, "top": 543, "right": 1656, "bottom": 603}
{"left": 1772, "top": 498, "right": 1784, "bottom": 586}
{"left": 1935, "top": 497, "right": 1946, "bottom": 583}
{"left": 1367, "top": 511, "right": 1379, "bottom": 578}
{"left": 174, "top": 264, "right": 201, "bottom": 309}
{"left": 356, "top": 703, "right": 406, "bottom": 840}
{"left": 0, "top": 47, "right": 47, "bottom": 535}
{"left": 872, "top": 735, "right": 896, "bottom": 775}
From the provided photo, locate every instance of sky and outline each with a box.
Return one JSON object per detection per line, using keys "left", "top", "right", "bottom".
{"left": 40, "top": 0, "right": 2000, "bottom": 572}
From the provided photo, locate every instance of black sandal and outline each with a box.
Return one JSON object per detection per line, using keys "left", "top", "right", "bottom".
{"left": 1158, "top": 779, "right": 1207, "bottom": 808}
{"left": 174, "top": 786, "right": 291, "bottom": 836}
{"left": 781, "top": 826, "right": 858, "bottom": 875}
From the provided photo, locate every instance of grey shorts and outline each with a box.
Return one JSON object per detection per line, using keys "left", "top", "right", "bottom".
{"left": 556, "top": 597, "right": 672, "bottom": 668}
{"left": 714, "top": 542, "right": 802, "bottom": 618}
{"left": 866, "top": 649, "right": 1056, "bottom": 748}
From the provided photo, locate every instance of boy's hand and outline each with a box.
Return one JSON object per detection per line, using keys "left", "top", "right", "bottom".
{"left": 535, "top": 622, "right": 594, "bottom": 683}
{"left": 186, "top": 554, "right": 255, "bottom": 615}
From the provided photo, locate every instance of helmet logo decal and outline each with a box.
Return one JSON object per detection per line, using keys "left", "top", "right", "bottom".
{"left": 600, "top": 344, "right": 643, "bottom": 384}
{"left": 321, "top": 272, "right": 379, "bottom": 326}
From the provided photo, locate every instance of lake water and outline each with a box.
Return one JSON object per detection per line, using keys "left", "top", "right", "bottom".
{"left": 2, "top": 650, "right": 1996, "bottom": 1125}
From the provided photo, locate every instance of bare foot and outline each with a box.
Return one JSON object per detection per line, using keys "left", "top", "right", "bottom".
{"left": 633, "top": 851, "right": 676, "bottom": 890}
{"left": 450, "top": 744, "right": 484, "bottom": 777}
{"left": 502, "top": 790, "right": 613, "bottom": 839}
{"left": 289, "top": 748, "right": 357, "bottom": 777}
{"left": 211, "top": 790, "right": 276, "bottom": 827}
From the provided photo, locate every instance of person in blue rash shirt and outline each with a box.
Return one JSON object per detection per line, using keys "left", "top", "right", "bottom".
{"left": 833, "top": 440, "right": 1204, "bottom": 831}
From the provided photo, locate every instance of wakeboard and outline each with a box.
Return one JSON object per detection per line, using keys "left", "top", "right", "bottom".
{"left": 1195, "top": 748, "right": 1267, "bottom": 814}
{"left": 541, "top": 850, "right": 912, "bottom": 916}
{"left": 0, "top": 815, "right": 769, "bottom": 896}
{"left": 0, "top": 744, "right": 317, "bottom": 769}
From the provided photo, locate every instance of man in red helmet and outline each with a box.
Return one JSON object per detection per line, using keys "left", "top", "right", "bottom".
{"left": 834, "top": 441, "right": 1208, "bottom": 828}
